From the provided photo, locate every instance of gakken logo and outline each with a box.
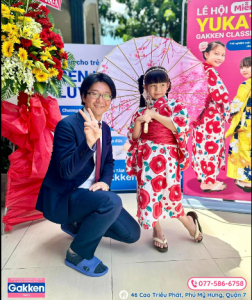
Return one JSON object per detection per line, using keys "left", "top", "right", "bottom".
{"left": 8, "top": 284, "right": 45, "bottom": 293}
{"left": 8, "top": 278, "right": 45, "bottom": 298}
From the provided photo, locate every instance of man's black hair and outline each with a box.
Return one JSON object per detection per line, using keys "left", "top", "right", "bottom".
{"left": 80, "top": 73, "right": 116, "bottom": 105}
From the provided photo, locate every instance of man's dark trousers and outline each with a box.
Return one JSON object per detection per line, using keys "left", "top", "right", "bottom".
{"left": 66, "top": 188, "right": 140, "bottom": 259}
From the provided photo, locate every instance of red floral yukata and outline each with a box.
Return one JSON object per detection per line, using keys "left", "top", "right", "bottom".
{"left": 126, "top": 96, "right": 190, "bottom": 230}
{"left": 192, "top": 63, "right": 231, "bottom": 184}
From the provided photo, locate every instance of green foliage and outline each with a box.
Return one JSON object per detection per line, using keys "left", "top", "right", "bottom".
{"left": 1, "top": 0, "right": 10, "bottom": 5}
{"left": 66, "top": 52, "right": 77, "bottom": 72}
{"left": 46, "top": 79, "right": 62, "bottom": 98}
{"left": 48, "top": 13, "right": 55, "bottom": 28}
{"left": 1, "top": 80, "right": 15, "bottom": 101}
{"left": 34, "top": 82, "right": 47, "bottom": 96}
{"left": 62, "top": 74, "right": 76, "bottom": 88}
{"left": 48, "top": 80, "right": 60, "bottom": 97}
{"left": 98, "top": 0, "right": 187, "bottom": 44}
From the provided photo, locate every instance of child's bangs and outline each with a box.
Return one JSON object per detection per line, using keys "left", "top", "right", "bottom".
{"left": 240, "top": 57, "right": 251, "bottom": 68}
{"left": 145, "top": 70, "right": 169, "bottom": 85}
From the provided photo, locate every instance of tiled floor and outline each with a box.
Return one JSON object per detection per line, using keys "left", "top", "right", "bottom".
{"left": 1, "top": 194, "right": 251, "bottom": 300}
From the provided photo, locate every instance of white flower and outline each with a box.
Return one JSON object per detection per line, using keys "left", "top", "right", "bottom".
{"left": 231, "top": 98, "right": 244, "bottom": 114}
{"left": 237, "top": 168, "right": 247, "bottom": 181}
{"left": 16, "top": 18, "right": 42, "bottom": 39}
{"left": 230, "top": 140, "right": 239, "bottom": 153}
{"left": 1, "top": 52, "right": 35, "bottom": 96}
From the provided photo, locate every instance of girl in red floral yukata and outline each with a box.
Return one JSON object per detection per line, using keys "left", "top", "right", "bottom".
{"left": 126, "top": 67, "right": 203, "bottom": 252}
{"left": 192, "top": 41, "right": 231, "bottom": 193}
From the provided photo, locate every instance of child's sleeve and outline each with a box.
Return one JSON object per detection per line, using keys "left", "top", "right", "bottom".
{"left": 170, "top": 101, "right": 190, "bottom": 171}
{"left": 207, "top": 69, "right": 231, "bottom": 123}
{"left": 127, "top": 109, "right": 141, "bottom": 145}
{"left": 125, "top": 110, "right": 142, "bottom": 177}
{"left": 170, "top": 101, "right": 190, "bottom": 135}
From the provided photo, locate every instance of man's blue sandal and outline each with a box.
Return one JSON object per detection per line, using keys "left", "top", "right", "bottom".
{"left": 65, "top": 256, "right": 109, "bottom": 277}
{"left": 61, "top": 224, "right": 77, "bottom": 238}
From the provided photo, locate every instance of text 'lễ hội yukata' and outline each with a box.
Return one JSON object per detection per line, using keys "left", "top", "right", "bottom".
{"left": 126, "top": 96, "right": 190, "bottom": 230}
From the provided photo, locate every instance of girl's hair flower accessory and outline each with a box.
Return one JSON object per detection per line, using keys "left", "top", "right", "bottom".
{"left": 199, "top": 42, "right": 208, "bottom": 52}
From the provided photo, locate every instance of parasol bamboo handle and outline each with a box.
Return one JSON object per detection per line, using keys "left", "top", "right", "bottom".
{"left": 144, "top": 122, "right": 148, "bottom": 133}
{"left": 144, "top": 100, "right": 150, "bottom": 134}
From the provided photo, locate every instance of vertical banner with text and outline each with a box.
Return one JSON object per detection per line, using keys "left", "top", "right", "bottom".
{"left": 59, "top": 44, "right": 137, "bottom": 192}
{"left": 183, "top": 0, "right": 251, "bottom": 201}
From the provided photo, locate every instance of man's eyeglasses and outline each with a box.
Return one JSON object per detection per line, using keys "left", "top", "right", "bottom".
{"left": 87, "top": 92, "right": 112, "bottom": 101}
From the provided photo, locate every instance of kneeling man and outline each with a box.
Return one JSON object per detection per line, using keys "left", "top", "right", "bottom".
{"left": 36, "top": 73, "right": 140, "bottom": 277}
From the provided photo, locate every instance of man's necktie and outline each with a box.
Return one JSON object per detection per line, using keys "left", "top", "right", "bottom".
{"left": 95, "top": 122, "right": 101, "bottom": 183}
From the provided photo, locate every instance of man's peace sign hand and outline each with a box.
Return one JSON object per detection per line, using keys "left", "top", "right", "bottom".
{"left": 79, "top": 108, "right": 102, "bottom": 148}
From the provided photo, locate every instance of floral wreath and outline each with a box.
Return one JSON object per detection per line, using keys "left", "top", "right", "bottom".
{"left": 1, "top": 0, "right": 76, "bottom": 102}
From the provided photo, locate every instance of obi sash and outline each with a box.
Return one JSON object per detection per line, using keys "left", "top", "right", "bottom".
{"left": 140, "top": 120, "right": 177, "bottom": 145}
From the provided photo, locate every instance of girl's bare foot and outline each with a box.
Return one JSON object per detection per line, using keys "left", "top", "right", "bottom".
{"left": 187, "top": 215, "right": 203, "bottom": 242}
{"left": 201, "top": 181, "right": 227, "bottom": 192}
{"left": 178, "top": 215, "right": 203, "bottom": 242}
{"left": 153, "top": 221, "right": 168, "bottom": 249}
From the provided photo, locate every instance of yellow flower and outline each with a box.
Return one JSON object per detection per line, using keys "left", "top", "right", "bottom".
{"left": 35, "top": 71, "right": 49, "bottom": 82}
{"left": 59, "top": 48, "right": 65, "bottom": 54}
{"left": 20, "top": 27, "right": 31, "bottom": 39}
{"left": 8, "top": 30, "right": 19, "bottom": 36}
{"left": 62, "top": 60, "right": 68, "bottom": 69}
{"left": 32, "top": 38, "right": 43, "bottom": 48}
{"left": 2, "top": 13, "right": 14, "bottom": 19}
{"left": 18, "top": 16, "right": 31, "bottom": 22}
{"left": 32, "top": 68, "right": 41, "bottom": 75}
{"left": 9, "top": 36, "right": 20, "bottom": 44}
{"left": 32, "top": 34, "right": 40, "bottom": 40}
{"left": 3, "top": 24, "right": 19, "bottom": 38}
{"left": 10, "top": 7, "right": 25, "bottom": 14}
{"left": 1, "top": 24, "right": 13, "bottom": 33}
{"left": 1, "top": 4, "right": 10, "bottom": 16}
{"left": 8, "top": 31, "right": 20, "bottom": 40}
{"left": 12, "top": 24, "right": 18, "bottom": 31}
{"left": 48, "top": 68, "right": 59, "bottom": 78}
{"left": 45, "top": 50, "right": 52, "bottom": 59}
{"left": 2, "top": 41, "right": 14, "bottom": 57}
{"left": 18, "top": 48, "right": 28, "bottom": 62}
{"left": 24, "top": 60, "right": 35, "bottom": 69}
{"left": 40, "top": 55, "right": 49, "bottom": 61}
{"left": 48, "top": 46, "right": 57, "bottom": 51}
{"left": 1, "top": 35, "right": 6, "bottom": 41}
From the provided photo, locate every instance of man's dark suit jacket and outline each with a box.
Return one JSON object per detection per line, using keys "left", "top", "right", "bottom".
{"left": 36, "top": 110, "right": 114, "bottom": 224}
